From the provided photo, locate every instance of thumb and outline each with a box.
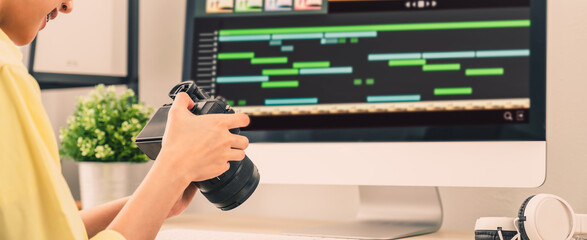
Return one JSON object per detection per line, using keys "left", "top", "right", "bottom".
{"left": 171, "top": 92, "right": 196, "bottom": 111}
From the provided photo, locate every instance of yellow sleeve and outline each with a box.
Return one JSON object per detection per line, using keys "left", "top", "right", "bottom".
{"left": 0, "top": 29, "right": 124, "bottom": 240}
{"left": 0, "top": 63, "right": 86, "bottom": 239}
{"left": 91, "top": 230, "right": 127, "bottom": 240}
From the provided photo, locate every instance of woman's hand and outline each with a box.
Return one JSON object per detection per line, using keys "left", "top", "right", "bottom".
{"left": 157, "top": 92, "right": 250, "bottom": 185}
{"left": 106, "top": 93, "right": 250, "bottom": 240}
{"left": 167, "top": 182, "right": 198, "bottom": 218}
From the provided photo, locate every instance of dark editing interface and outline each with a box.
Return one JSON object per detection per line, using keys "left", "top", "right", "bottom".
{"left": 192, "top": 0, "right": 533, "bottom": 130}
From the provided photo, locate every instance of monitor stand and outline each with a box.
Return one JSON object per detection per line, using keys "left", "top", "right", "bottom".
{"left": 283, "top": 186, "right": 443, "bottom": 239}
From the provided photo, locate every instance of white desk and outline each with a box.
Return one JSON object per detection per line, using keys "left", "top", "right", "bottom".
{"left": 161, "top": 213, "right": 473, "bottom": 240}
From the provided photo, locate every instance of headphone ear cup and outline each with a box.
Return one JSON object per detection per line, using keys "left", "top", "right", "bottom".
{"left": 517, "top": 195, "right": 536, "bottom": 240}
{"left": 475, "top": 230, "right": 518, "bottom": 240}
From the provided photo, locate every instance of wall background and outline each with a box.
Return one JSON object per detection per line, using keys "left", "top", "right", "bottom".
{"left": 39, "top": 0, "right": 587, "bottom": 231}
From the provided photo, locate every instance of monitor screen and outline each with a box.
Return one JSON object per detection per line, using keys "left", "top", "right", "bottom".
{"left": 184, "top": 0, "right": 545, "bottom": 142}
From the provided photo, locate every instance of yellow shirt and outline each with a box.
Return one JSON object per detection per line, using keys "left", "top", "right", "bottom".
{"left": 0, "top": 29, "right": 125, "bottom": 240}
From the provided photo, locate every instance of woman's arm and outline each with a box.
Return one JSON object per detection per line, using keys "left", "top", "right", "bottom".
{"left": 81, "top": 182, "right": 197, "bottom": 238}
{"left": 81, "top": 197, "right": 130, "bottom": 238}
{"left": 105, "top": 159, "right": 189, "bottom": 240}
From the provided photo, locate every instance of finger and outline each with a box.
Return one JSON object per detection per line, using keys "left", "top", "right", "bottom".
{"left": 224, "top": 113, "right": 250, "bottom": 129}
{"left": 214, "top": 162, "right": 231, "bottom": 177}
{"left": 183, "top": 182, "right": 198, "bottom": 201}
{"left": 170, "top": 92, "right": 195, "bottom": 112}
{"left": 226, "top": 149, "right": 246, "bottom": 161}
{"left": 203, "top": 113, "right": 250, "bottom": 129}
{"left": 230, "top": 135, "right": 249, "bottom": 150}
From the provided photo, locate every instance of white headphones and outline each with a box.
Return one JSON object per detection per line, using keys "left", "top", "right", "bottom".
{"left": 475, "top": 194, "right": 587, "bottom": 240}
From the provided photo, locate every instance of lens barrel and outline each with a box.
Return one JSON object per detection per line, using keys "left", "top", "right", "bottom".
{"left": 195, "top": 156, "right": 260, "bottom": 210}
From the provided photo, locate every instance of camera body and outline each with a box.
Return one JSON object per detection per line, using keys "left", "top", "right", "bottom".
{"left": 135, "top": 81, "right": 260, "bottom": 211}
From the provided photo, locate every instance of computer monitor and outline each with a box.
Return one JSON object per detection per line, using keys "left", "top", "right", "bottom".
{"left": 182, "top": 0, "right": 546, "bottom": 238}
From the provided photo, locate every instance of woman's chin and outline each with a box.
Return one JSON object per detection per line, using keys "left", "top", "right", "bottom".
{"left": 12, "top": 31, "right": 39, "bottom": 46}
{"left": 39, "top": 20, "right": 47, "bottom": 31}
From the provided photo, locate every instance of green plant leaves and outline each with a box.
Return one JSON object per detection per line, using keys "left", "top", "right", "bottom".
{"left": 59, "top": 84, "right": 154, "bottom": 162}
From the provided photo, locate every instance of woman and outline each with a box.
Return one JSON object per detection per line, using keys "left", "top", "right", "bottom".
{"left": 0, "top": 0, "right": 251, "bottom": 239}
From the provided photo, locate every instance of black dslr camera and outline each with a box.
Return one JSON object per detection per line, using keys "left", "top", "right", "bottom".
{"left": 135, "top": 81, "right": 260, "bottom": 211}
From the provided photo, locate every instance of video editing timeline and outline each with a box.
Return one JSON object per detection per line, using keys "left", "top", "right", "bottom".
{"left": 192, "top": 2, "right": 532, "bottom": 129}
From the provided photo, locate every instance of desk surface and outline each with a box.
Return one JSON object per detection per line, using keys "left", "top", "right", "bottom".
{"left": 162, "top": 213, "right": 473, "bottom": 240}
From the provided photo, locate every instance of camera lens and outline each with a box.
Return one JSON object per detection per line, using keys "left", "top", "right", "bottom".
{"left": 194, "top": 155, "right": 260, "bottom": 211}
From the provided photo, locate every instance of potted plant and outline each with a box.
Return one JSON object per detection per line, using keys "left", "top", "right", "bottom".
{"left": 59, "top": 84, "right": 154, "bottom": 209}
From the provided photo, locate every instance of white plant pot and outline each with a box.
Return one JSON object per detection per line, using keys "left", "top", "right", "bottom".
{"left": 78, "top": 161, "right": 152, "bottom": 209}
